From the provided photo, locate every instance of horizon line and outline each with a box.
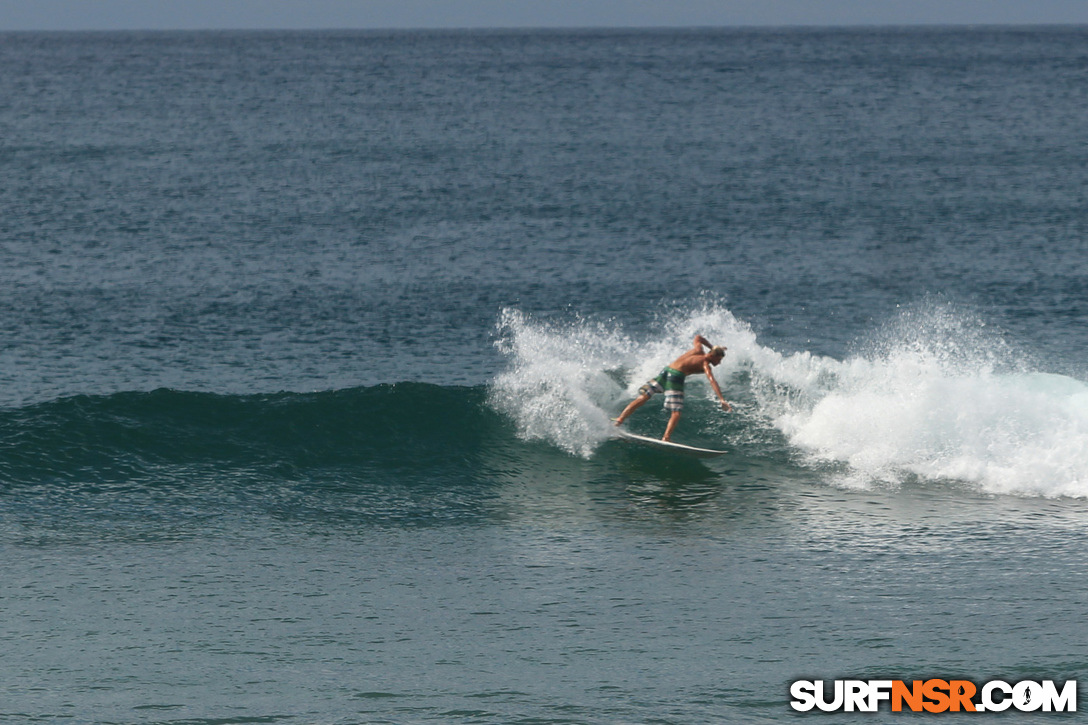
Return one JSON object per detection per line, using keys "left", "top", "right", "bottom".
{"left": 3, "top": 22, "right": 1088, "bottom": 33}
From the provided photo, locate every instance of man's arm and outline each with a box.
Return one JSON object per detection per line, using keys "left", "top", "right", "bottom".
{"left": 694, "top": 334, "right": 713, "bottom": 351}
{"left": 704, "top": 360, "right": 732, "bottom": 412}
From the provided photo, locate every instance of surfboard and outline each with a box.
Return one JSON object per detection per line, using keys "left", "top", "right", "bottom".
{"left": 614, "top": 428, "right": 727, "bottom": 458}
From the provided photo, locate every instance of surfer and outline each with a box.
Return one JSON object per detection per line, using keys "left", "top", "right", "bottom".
{"left": 614, "top": 335, "right": 732, "bottom": 441}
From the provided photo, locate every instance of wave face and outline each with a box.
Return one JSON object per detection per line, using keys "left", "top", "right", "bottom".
{"left": 492, "top": 303, "right": 1088, "bottom": 498}
{"left": 0, "top": 385, "right": 508, "bottom": 489}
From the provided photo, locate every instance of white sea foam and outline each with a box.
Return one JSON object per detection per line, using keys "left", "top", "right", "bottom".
{"left": 752, "top": 306, "right": 1088, "bottom": 497}
{"left": 489, "top": 304, "right": 754, "bottom": 457}
{"left": 491, "top": 303, "right": 1088, "bottom": 497}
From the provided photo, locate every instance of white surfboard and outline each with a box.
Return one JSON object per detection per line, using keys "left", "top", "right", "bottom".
{"left": 614, "top": 428, "right": 727, "bottom": 458}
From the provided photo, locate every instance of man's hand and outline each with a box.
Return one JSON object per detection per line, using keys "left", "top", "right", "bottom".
{"left": 721, "top": 400, "right": 732, "bottom": 413}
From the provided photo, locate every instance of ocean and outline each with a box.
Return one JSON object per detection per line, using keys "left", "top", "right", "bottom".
{"left": 1, "top": 27, "right": 1086, "bottom": 723}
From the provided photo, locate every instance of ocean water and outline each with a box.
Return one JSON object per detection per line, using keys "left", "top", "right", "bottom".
{"left": 2, "top": 28, "right": 1087, "bottom": 724}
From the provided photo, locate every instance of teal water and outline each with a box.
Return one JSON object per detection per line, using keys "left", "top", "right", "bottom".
{"left": 2, "top": 28, "right": 1088, "bottom": 723}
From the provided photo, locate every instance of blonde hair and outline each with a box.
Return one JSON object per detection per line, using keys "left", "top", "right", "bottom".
{"left": 710, "top": 345, "right": 726, "bottom": 357}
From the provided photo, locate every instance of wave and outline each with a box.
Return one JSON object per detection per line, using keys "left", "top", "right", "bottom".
{"left": 4, "top": 302, "right": 1088, "bottom": 500}
{"left": 0, "top": 384, "right": 511, "bottom": 489}
{"left": 492, "top": 302, "right": 1088, "bottom": 498}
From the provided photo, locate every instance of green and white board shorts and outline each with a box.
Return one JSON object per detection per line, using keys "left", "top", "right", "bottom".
{"left": 639, "top": 367, "right": 686, "bottom": 412}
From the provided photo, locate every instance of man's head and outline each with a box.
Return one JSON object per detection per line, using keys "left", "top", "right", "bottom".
{"left": 708, "top": 345, "right": 726, "bottom": 364}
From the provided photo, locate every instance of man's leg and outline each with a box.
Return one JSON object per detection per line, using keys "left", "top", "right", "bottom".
{"left": 614, "top": 394, "right": 650, "bottom": 425}
{"left": 662, "top": 410, "right": 681, "bottom": 441}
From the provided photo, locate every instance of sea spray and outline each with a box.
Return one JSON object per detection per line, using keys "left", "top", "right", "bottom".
{"left": 489, "top": 309, "right": 630, "bottom": 457}
{"left": 490, "top": 303, "right": 1088, "bottom": 497}
{"left": 489, "top": 305, "right": 756, "bottom": 457}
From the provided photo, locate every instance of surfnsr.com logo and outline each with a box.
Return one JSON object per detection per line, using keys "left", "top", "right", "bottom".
{"left": 790, "top": 679, "right": 1077, "bottom": 713}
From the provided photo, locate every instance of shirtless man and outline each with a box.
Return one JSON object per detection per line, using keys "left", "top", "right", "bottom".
{"left": 614, "top": 335, "right": 731, "bottom": 442}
